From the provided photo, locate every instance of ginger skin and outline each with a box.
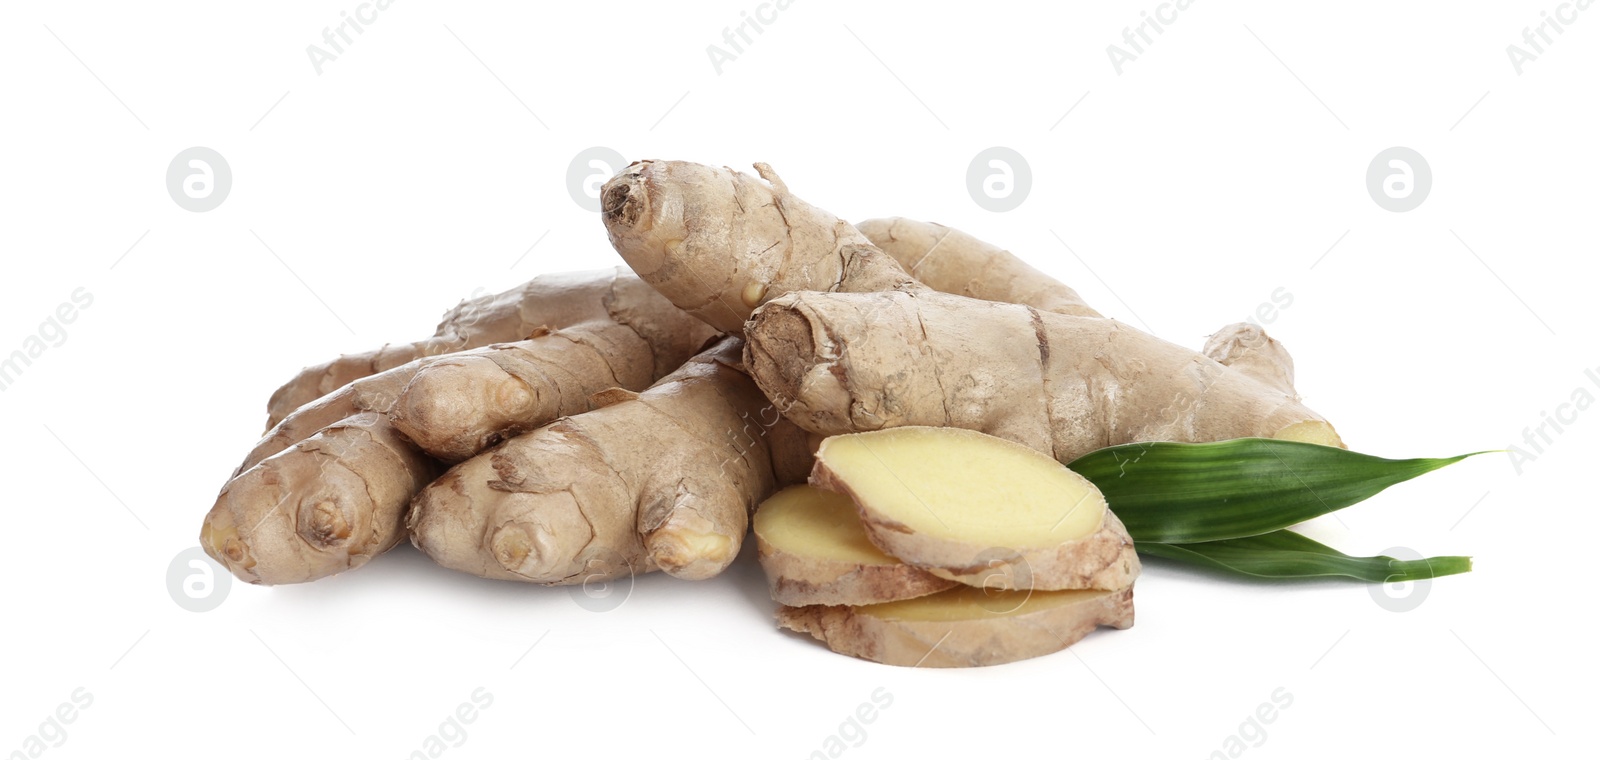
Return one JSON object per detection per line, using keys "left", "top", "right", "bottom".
{"left": 600, "top": 161, "right": 1340, "bottom": 458}
{"left": 264, "top": 269, "right": 696, "bottom": 430}
{"left": 204, "top": 269, "right": 716, "bottom": 585}
{"left": 745, "top": 289, "right": 1342, "bottom": 461}
{"left": 857, "top": 217, "right": 1101, "bottom": 318}
{"left": 408, "top": 337, "right": 813, "bottom": 583}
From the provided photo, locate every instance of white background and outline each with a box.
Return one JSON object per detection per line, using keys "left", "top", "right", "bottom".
{"left": 1, "top": 1, "right": 1594, "bottom": 757}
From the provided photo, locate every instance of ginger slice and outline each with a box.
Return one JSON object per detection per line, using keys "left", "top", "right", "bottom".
{"left": 753, "top": 485, "right": 956, "bottom": 606}
{"left": 811, "top": 427, "right": 1139, "bottom": 591}
{"left": 777, "top": 583, "right": 1134, "bottom": 668}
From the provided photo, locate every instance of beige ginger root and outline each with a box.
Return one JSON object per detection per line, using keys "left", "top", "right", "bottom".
{"left": 777, "top": 584, "right": 1135, "bottom": 668}
{"left": 598, "top": 159, "right": 1340, "bottom": 454}
{"left": 204, "top": 269, "right": 716, "bottom": 584}
{"left": 245, "top": 270, "right": 714, "bottom": 470}
{"left": 753, "top": 485, "right": 956, "bottom": 607}
{"left": 264, "top": 269, "right": 685, "bottom": 429}
{"left": 601, "top": 161, "right": 922, "bottom": 332}
{"left": 602, "top": 164, "right": 1116, "bottom": 334}
{"left": 744, "top": 289, "right": 1344, "bottom": 460}
{"left": 858, "top": 218, "right": 1327, "bottom": 434}
{"left": 1203, "top": 322, "right": 1297, "bottom": 396}
{"left": 1202, "top": 322, "right": 1339, "bottom": 445}
{"left": 388, "top": 279, "right": 716, "bottom": 462}
{"left": 857, "top": 220, "right": 1327, "bottom": 443}
{"left": 408, "top": 336, "right": 813, "bottom": 583}
{"left": 812, "top": 427, "right": 1139, "bottom": 591}
{"left": 856, "top": 217, "right": 1101, "bottom": 318}
{"left": 859, "top": 217, "right": 1311, "bottom": 400}
{"left": 202, "top": 412, "right": 441, "bottom": 585}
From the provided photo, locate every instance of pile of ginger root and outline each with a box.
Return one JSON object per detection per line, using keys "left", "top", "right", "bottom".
{"left": 200, "top": 159, "right": 1341, "bottom": 667}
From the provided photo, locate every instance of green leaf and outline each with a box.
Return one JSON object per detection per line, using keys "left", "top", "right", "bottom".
{"left": 1138, "top": 530, "right": 1472, "bottom": 582}
{"left": 1067, "top": 438, "right": 1486, "bottom": 544}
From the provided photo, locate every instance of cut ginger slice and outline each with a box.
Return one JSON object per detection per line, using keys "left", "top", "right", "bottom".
{"left": 811, "top": 426, "right": 1139, "bottom": 591}
{"left": 753, "top": 485, "right": 957, "bottom": 606}
{"left": 777, "top": 583, "right": 1135, "bottom": 668}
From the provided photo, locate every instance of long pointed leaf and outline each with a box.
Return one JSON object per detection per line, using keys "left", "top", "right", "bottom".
{"left": 1067, "top": 438, "right": 1485, "bottom": 544}
{"left": 1138, "top": 530, "right": 1472, "bottom": 581}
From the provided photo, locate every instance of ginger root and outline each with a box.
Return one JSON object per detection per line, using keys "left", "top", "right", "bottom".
{"left": 599, "top": 161, "right": 1338, "bottom": 457}
{"left": 264, "top": 269, "right": 692, "bottom": 429}
{"left": 408, "top": 336, "right": 812, "bottom": 583}
{"left": 745, "top": 289, "right": 1343, "bottom": 460}
{"left": 601, "top": 161, "right": 921, "bottom": 332}
{"left": 183, "top": 153, "right": 1400, "bottom": 674}
{"left": 202, "top": 412, "right": 441, "bottom": 585}
{"left": 1203, "top": 322, "right": 1297, "bottom": 397}
{"left": 203, "top": 269, "right": 716, "bottom": 584}
{"left": 857, "top": 217, "right": 1100, "bottom": 318}
{"left": 388, "top": 282, "right": 715, "bottom": 462}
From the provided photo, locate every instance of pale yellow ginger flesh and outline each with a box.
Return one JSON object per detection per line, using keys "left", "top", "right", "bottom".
{"left": 777, "top": 584, "right": 1135, "bottom": 668}
{"left": 753, "top": 485, "right": 956, "bottom": 606}
{"left": 818, "top": 428, "right": 1104, "bottom": 546}
{"left": 812, "top": 427, "right": 1139, "bottom": 591}
{"left": 756, "top": 486, "right": 898, "bottom": 565}
{"left": 1273, "top": 419, "right": 1347, "bottom": 447}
